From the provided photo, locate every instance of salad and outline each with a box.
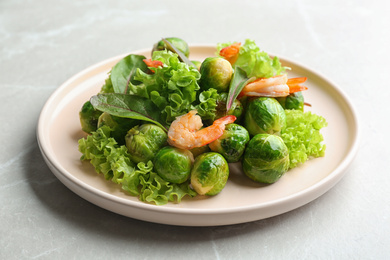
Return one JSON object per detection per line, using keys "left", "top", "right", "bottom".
{"left": 78, "top": 37, "right": 327, "bottom": 205}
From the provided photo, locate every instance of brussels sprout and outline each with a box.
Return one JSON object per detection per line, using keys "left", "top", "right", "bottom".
{"left": 152, "top": 37, "right": 190, "bottom": 57}
{"left": 214, "top": 93, "right": 244, "bottom": 121}
{"left": 154, "top": 146, "right": 194, "bottom": 184}
{"left": 276, "top": 92, "right": 304, "bottom": 111}
{"left": 189, "top": 145, "right": 210, "bottom": 158}
{"left": 209, "top": 124, "right": 250, "bottom": 163}
{"left": 98, "top": 112, "right": 139, "bottom": 145}
{"left": 191, "top": 60, "right": 202, "bottom": 71}
{"left": 125, "top": 124, "right": 167, "bottom": 164}
{"left": 191, "top": 152, "right": 229, "bottom": 196}
{"left": 79, "top": 101, "right": 103, "bottom": 134}
{"left": 199, "top": 57, "right": 233, "bottom": 92}
{"left": 243, "top": 134, "right": 289, "bottom": 184}
{"left": 244, "top": 97, "right": 286, "bottom": 136}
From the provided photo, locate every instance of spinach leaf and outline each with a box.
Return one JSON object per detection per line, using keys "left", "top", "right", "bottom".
{"left": 226, "top": 66, "right": 255, "bottom": 111}
{"left": 90, "top": 93, "right": 167, "bottom": 131}
{"left": 110, "top": 54, "right": 148, "bottom": 94}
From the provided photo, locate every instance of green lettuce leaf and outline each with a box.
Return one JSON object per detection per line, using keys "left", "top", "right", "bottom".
{"left": 129, "top": 50, "right": 201, "bottom": 124}
{"left": 138, "top": 162, "right": 197, "bottom": 205}
{"left": 194, "top": 88, "right": 220, "bottom": 121}
{"left": 218, "top": 39, "right": 287, "bottom": 79}
{"left": 281, "top": 110, "right": 328, "bottom": 169}
{"left": 78, "top": 126, "right": 196, "bottom": 204}
{"left": 78, "top": 126, "right": 135, "bottom": 182}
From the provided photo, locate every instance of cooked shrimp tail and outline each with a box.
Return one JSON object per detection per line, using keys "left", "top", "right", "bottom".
{"left": 219, "top": 42, "right": 241, "bottom": 65}
{"left": 287, "top": 77, "right": 308, "bottom": 93}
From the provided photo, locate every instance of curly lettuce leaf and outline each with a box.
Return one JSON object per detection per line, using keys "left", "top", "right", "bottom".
{"left": 129, "top": 50, "right": 201, "bottom": 124}
{"left": 138, "top": 162, "right": 197, "bottom": 205}
{"left": 78, "top": 126, "right": 135, "bottom": 182}
{"left": 218, "top": 39, "right": 286, "bottom": 79}
{"left": 281, "top": 110, "right": 328, "bottom": 169}
{"left": 194, "top": 88, "right": 220, "bottom": 121}
{"left": 78, "top": 126, "right": 196, "bottom": 204}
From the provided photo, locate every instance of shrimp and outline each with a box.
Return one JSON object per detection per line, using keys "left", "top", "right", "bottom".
{"left": 240, "top": 74, "right": 308, "bottom": 97}
{"left": 219, "top": 42, "right": 241, "bottom": 64}
{"left": 143, "top": 58, "right": 163, "bottom": 73}
{"left": 167, "top": 110, "right": 236, "bottom": 150}
{"left": 220, "top": 43, "right": 308, "bottom": 97}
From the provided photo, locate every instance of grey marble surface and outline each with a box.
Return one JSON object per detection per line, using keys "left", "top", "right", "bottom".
{"left": 1, "top": 0, "right": 389, "bottom": 259}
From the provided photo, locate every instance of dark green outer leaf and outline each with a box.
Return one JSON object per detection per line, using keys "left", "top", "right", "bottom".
{"left": 110, "top": 54, "right": 148, "bottom": 94}
{"left": 162, "top": 38, "right": 196, "bottom": 68}
{"left": 226, "top": 66, "right": 255, "bottom": 111}
{"left": 90, "top": 93, "right": 167, "bottom": 131}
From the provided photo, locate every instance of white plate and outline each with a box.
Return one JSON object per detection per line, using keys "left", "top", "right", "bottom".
{"left": 37, "top": 46, "right": 360, "bottom": 226}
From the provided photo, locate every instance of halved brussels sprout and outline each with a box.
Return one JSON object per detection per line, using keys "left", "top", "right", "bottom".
{"left": 276, "top": 92, "right": 304, "bottom": 111}
{"left": 152, "top": 37, "right": 190, "bottom": 57}
{"left": 125, "top": 124, "right": 167, "bottom": 164}
{"left": 79, "top": 101, "right": 103, "bottom": 134}
{"left": 242, "top": 134, "right": 289, "bottom": 184}
{"left": 191, "top": 152, "right": 229, "bottom": 196}
{"left": 244, "top": 97, "right": 286, "bottom": 136}
{"left": 209, "top": 124, "right": 250, "bottom": 163}
{"left": 214, "top": 93, "right": 244, "bottom": 122}
{"left": 98, "top": 112, "right": 139, "bottom": 145}
{"left": 154, "top": 146, "right": 194, "bottom": 184}
{"left": 199, "top": 57, "right": 233, "bottom": 92}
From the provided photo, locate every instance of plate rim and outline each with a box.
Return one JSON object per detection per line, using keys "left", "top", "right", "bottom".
{"left": 36, "top": 45, "right": 360, "bottom": 224}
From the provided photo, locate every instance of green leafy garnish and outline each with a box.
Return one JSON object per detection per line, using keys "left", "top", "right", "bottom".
{"left": 226, "top": 66, "right": 255, "bottom": 111}
{"left": 78, "top": 126, "right": 135, "bottom": 182}
{"left": 90, "top": 93, "right": 167, "bottom": 131}
{"left": 218, "top": 39, "right": 287, "bottom": 79}
{"left": 138, "top": 162, "right": 197, "bottom": 205}
{"left": 78, "top": 126, "right": 196, "bottom": 204}
{"left": 281, "top": 110, "right": 328, "bottom": 169}
{"left": 129, "top": 50, "right": 202, "bottom": 124}
{"left": 110, "top": 54, "right": 149, "bottom": 94}
{"left": 195, "top": 88, "right": 220, "bottom": 121}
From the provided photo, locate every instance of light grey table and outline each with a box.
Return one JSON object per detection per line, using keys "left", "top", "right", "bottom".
{"left": 1, "top": 1, "right": 389, "bottom": 259}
